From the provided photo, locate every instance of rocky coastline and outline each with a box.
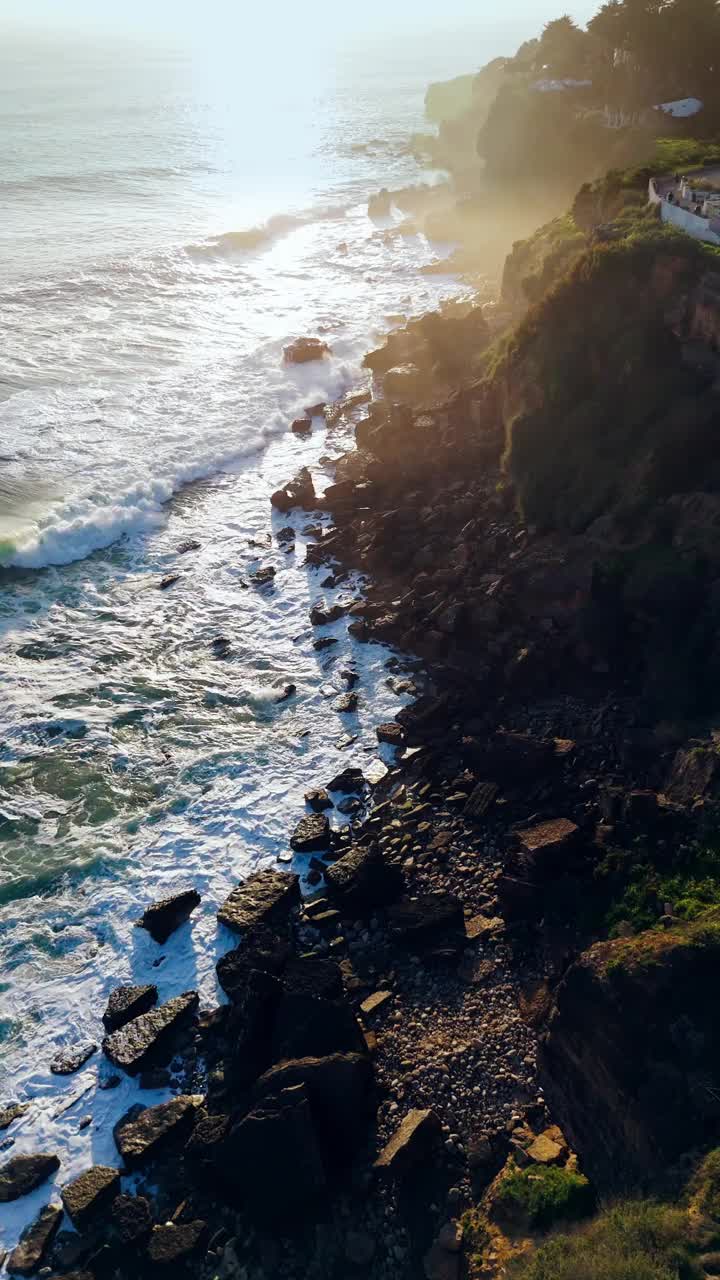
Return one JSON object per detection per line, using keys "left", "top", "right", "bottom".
{"left": 5, "top": 94, "right": 720, "bottom": 1280}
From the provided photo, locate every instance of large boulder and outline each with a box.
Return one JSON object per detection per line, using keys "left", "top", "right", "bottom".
{"left": 324, "top": 844, "right": 402, "bottom": 914}
{"left": 387, "top": 894, "right": 466, "bottom": 950}
{"left": 147, "top": 1221, "right": 208, "bottom": 1265}
{"left": 272, "top": 993, "right": 366, "bottom": 1061}
{"left": 61, "top": 1166, "right": 121, "bottom": 1230}
{"left": 289, "top": 813, "right": 331, "bottom": 853}
{"left": 281, "top": 957, "right": 344, "bottom": 1000}
{"left": 217, "top": 869, "right": 300, "bottom": 935}
{"left": 253, "top": 1053, "right": 374, "bottom": 1164}
{"left": 102, "top": 984, "right": 158, "bottom": 1033}
{"left": 221, "top": 1085, "right": 326, "bottom": 1219}
{"left": 136, "top": 889, "right": 200, "bottom": 943}
{"left": 102, "top": 991, "right": 198, "bottom": 1077}
{"left": 111, "top": 1193, "right": 153, "bottom": 1244}
{"left": 224, "top": 969, "right": 283, "bottom": 1089}
{"left": 114, "top": 1095, "right": 202, "bottom": 1168}
{"left": 6, "top": 1203, "right": 63, "bottom": 1275}
{"left": 374, "top": 1109, "right": 441, "bottom": 1175}
{"left": 216, "top": 922, "right": 290, "bottom": 1002}
{"left": 539, "top": 917, "right": 720, "bottom": 1191}
{"left": 271, "top": 466, "right": 318, "bottom": 514}
{"left": 0, "top": 1154, "right": 59, "bottom": 1202}
{"left": 283, "top": 338, "right": 331, "bottom": 364}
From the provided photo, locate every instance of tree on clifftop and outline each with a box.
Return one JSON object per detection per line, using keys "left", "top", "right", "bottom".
{"left": 537, "top": 15, "right": 591, "bottom": 75}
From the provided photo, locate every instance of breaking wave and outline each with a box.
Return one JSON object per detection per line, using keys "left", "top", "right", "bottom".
{"left": 188, "top": 204, "right": 351, "bottom": 258}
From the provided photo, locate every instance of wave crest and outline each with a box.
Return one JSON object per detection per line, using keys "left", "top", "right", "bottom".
{"left": 188, "top": 204, "right": 350, "bottom": 258}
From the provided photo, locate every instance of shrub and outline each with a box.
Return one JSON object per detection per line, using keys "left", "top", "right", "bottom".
{"left": 509, "top": 1199, "right": 699, "bottom": 1280}
{"left": 495, "top": 1164, "right": 594, "bottom": 1228}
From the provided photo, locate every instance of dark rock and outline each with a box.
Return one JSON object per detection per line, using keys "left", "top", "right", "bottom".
{"left": 50, "top": 1043, "right": 97, "bottom": 1076}
{"left": 313, "top": 636, "right": 337, "bottom": 651}
{"left": 305, "top": 787, "right": 333, "bottom": 812}
{"left": 283, "top": 338, "right": 331, "bottom": 364}
{"left": 102, "top": 992, "right": 199, "bottom": 1076}
{"left": 147, "top": 1221, "right": 208, "bottom": 1265}
{"left": 282, "top": 957, "right": 343, "bottom": 1000}
{"left": 139, "top": 1068, "right": 171, "bottom": 1090}
{"left": 102, "top": 985, "right": 158, "bottom": 1034}
{"left": 325, "top": 845, "right": 402, "bottom": 914}
{"left": 159, "top": 574, "right": 179, "bottom": 590}
{"left": 114, "top": 1095, "right": 202, "bottom": 1168}
{"left": 376, "top": 722, "right": 405, "bottom": 747}
{"left": 327, "top": 767, "right": 365, "bottom": 793}
{"left": 272, "top": 993, "right": 366, "bottom": 1060}
{"left": 111, "top": 1193, "right": 153, "bottom": 1244}
{"left": 387, "top": 894, "right": 465, "bottom": 949}
{"left": 217, "top": 869, "right": 300, "bottom": 935}
{"left": 539, "top": 925, "right": 720, "bottom": 1191}
{"left": 374, "top": 1108, "right": 441, "bottom": 1174}
{"left": 341, "top": 668, "right": 359, "bottom": 687}
{"left": 176, "top": 539, "right": 200, "bottom": 554}
{"left": 224, "top": 970, "right": 283, "bottom": 1089}
{"left": 465, "top": 780, "right": 499, "bottom": 819}
{"left": 0, "top": 1154, "right": 60, "bottom": 1202}
{"left": 7, "top": 1203, "right": 63, "bottom": 1275}
{"left": 275, "top": 682, "right": 296, "bottom": 702}
{"left": 497, "top": 875, "right": 537, "bottom": 920}
{"left": 470, "top": 730, "right": 554, "bottom": 782}
{"left": 61, "top": 1166, "right": 121, "bottom": 1230}
{"left": 335, "top": 692, "right": 359, "bottom": 713}
{"left": 0, "top": 1103, "right": 29, "bottom": 1131}
{"left": 216, "top": 922, "right": 290, "bottom": 1002}
{"left": 249, "top": 566, "right": 276, "bottom": 586}
{"left": 222, "top": 1085, "right": 326, "bottom": 1218}
{"left": 305, "top": 401, "right": 326, "bottom": 417}
{"left": 136, "top": 889, "right": 201, "bottom": 944}
{"left": 664, "top": 741, "right": 720, "bottom": 806}
{"left": 290, "top": 813, "right": 331, "bottom": 853}
{"left": 276, "top": 526, "right": 296, "bottom": 544}
{"left": 345, "top": 1231, "right": 376, "bottom": 1266}
{"left": 270, "top": 467, "right": 318, "bottom": 513}
{"left": 291, "top": 417, "right": 312, "bottom": 435}
{"left": 517, "top": 818, "right": 580, "bottom": 878}
{"left": 185, "top": 1114, "right": 230, "bottom": 1164}
{"left": 310, "top": 601, "right": 347, "bottom": 626}
{"left": 254, "top": 1053, "right": 373, "bottom": 1163}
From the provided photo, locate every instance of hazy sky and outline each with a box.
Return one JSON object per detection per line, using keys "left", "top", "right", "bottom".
{"left": 0, "top": 0, "right": 599, "bottom": 44}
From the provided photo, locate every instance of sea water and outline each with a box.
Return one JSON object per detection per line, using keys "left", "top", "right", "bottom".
{"left": 0, "top": 20, "right": 487, "bottom": 1244}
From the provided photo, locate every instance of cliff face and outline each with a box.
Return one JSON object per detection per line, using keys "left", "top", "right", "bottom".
{"left": 538, "top": 920, "right": 720, "bottom": 1192}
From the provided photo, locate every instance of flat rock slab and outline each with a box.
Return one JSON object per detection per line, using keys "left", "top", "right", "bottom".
{"left": 360, "top": 990, "right": 392, "bottom": 1017}
{"left": 111, "top": 1193, "right": 153, "bottom": 1244}
{"left": 216, "top": 922, "right": 291, "bottom": 1002}
{"left": 281, "top": 958, "right": 344, "bottom": 1000}
{"left": 147, "top": 1221, "right": 208, "bottom": 1264}
{"left": 305, "top": 787, "right": 333, "bottom": 812}
{"left": 310, "top": 601, "right": 347, "bottom": 626}
{"left": 374, "top": 1109, "right": 441, "bottom": 1174}
{"left": 518, "top": 817, "right": 579, "bottom": 874}
{"left": 102, "top": 984, "right": 158, "bottom": 1033}
{"left": 0, "top": 1153, "right": 60, "bottom": 1202}
{"left": 217, "top": 868, "right": 300, "bottom": 934}
{"left": 114, "top": 1095, "right": 202, "bottom": 1168}
{"left": 253, "top": 1052, "right": 374, "bottom": 1160}
{"left": 325, "top": 845, "right": 402, "bottom": 914}
{"left": 387, "top": 894, "right": 465, "bottom": 948}
{"left": 50, "top": 1042, "right": 97, "bottom": 1076}
{"left": 225, "top": 1085, "right": 326, "bottom": 1219}
{"left": 526, "top": 1133, "right": 564, "bottom": 1164}
{"left": 7, "top": 1202, "right": 63, "bottom": 1275}
{"left": 136, "top": 889, "right": 201, "bottom": 943}
{"left": 61, "top": 1165, "right": 121, "bottom": 1229}
{"left": 465, "top": 780, "right": 499, "bottom": 819}
{"left": 289, "top": 814, "right": 331, "bottom": 853}
{"left": 376, "top": 722, "right": 405, "bottom": 747}
{"left": 327, "top": 767, "right": 365, "bottom": 793}
{"left": 102, "top": 991, "right": 198, "bottom": 1076}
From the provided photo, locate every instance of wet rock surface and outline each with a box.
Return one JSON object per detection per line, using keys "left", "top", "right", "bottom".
{"left": 102, "top": 992, "right": 199, "bottom": 1076}
{"left": 136, "top": 890, "right": 201, "bottom": 943}
{"left": 0, "top": 1154, "right": 60, "bottom": 1202}
{"left": 216, "top": 868, "right": 300, "bottom": 934}
{"left": 61, "top": 1166, "right": 121, "bottom": 1229}
{"left": 6, "top": 1203, "right": 63, "bottom": 1275}
{"left": 102, "top": 984, "right": 158, "bottom": 1033}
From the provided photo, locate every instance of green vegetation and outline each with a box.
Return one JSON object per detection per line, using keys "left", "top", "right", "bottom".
{"left": 495, "top": 1164, "right": 595, "bottom": 1228}
{"left": 460, "top": 1208, "right": 491, "bottom": 1268}
{"left": 508, "top": 1200, "right": 700, "bottom": 1280}
{"left": 601, "top": 840, "right": 720, "bottom": 936}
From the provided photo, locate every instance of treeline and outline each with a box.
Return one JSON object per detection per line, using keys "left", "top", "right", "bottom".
{"left": 511, "top": 0, "right": 720, "bottom": 110}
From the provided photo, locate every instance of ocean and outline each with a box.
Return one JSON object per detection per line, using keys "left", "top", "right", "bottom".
{"left": 0, "top": 20, "right": 487, "bottom": 1243}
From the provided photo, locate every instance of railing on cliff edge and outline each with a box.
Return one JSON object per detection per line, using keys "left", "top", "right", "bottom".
{"left": 648, "top": 174, "right": 720, "bottom": 246}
